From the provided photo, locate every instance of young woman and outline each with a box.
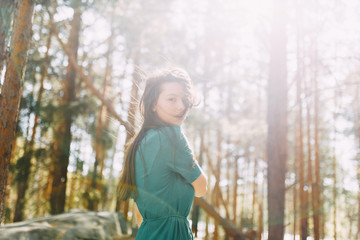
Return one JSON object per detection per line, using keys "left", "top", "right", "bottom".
{"left": 118, "top": 68, "right": 207, "bottom": 239}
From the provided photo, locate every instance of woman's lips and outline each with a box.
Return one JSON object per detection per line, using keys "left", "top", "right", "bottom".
{"left": 174, "top": 115, "right": 185, "bottom": 122}
{"left": 175, "top": 113, "right": 186, "bottom": 118}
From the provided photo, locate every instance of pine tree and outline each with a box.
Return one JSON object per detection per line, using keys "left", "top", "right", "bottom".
{"left": 0, "top": 0, "right": 36, "bottom": 223}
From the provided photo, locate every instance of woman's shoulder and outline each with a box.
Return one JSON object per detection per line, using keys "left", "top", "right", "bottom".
{"left": 151, "top": 125, "right": 181, "bottom": 138}
{"left": 143, "top": 125, "right": 183, "bottom": 148}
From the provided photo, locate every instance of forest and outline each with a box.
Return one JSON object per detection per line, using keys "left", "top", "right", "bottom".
{"left": 0, "top": 0, "right": 360, "bottom": 239}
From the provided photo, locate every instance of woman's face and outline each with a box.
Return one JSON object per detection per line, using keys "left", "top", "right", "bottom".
{"left": 153, "top": 82, "right": 188, "bottom": 126}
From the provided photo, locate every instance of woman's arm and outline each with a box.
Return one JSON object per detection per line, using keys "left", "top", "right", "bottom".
{"left": 191, "top": 172, "right": 207, "bottom": 197}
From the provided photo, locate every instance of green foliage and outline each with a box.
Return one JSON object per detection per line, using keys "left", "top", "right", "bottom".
{"left": 38, "top": 101, "right": 57, "bottom": 133}
{"left": 24, "top": 51, "right": 41, "bottom": 86}
{"left": 17, "top": 93, "right": 36, "bottom": 137}
{"left": 15, "top": 116, "right": 23, "bottom": 137}
{"left": 240, "top": 215, "right": 256, "bottom": 229}
{"left": 4, "top": 205, "right": 11, "bottom": 223}
{"left": 99, "top": 130, "right": 114, "bottom": 150}
{"left": 88, "top": 121, "right": 115, "bottom": 150}
{"left": 75, "top": 157, "right": 84, "bottom": 172}
{"left": 20, "top": 93, "right": 35, "bottom": 113}
{"left": 34, "top": 147, "right": 48, "bottom": 164}
{"left": 71, "top": 96, "right": 99, "bottom": 117}
{"left": 82, "top": 187, "right": 101, "bottom": 208}
{"left": 14, "top": 152, "right": 32, "bottom": 183}
{"left": 39, "top": 95, "right": 98, "bottom": 133}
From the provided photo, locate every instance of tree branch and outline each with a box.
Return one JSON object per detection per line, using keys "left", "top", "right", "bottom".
{"left": 51, "top": 23, "right": 133, "bottom": 135}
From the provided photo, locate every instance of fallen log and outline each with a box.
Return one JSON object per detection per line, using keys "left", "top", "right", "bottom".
{"left": 194, "top": 197, "right": 249, "bottom": 240}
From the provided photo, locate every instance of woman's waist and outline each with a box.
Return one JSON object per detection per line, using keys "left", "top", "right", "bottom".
{"left": 142, "top": 214, "right": 187, "bottom": 223}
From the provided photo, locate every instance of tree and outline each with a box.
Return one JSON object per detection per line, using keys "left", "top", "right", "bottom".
{"left": 352, "top": 78, "right": 360, "bottom": 240}
{"left": 13, "top": 6, "right": 54, "bottom": 222}
{"left": 311, "top": 45, "right": 322, "bottom": 240}
{"left": 49, "top": 2, "right": 82, "bottom": 214}
{"left": 295, "top": 18, "right": 307, "bottom": 239}
{"left": 266, "top": 0, "right": 287, "bottom": 239}
{"left": 0, "top": 0, "right": 36, "bottom": 223}
{"left": 87, "top": 5, "right": 116, "bottom": 211}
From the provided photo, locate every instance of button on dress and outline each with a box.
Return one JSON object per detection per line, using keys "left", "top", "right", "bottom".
{"left": 134, "top": 125, "right": 202, "bottom": 240}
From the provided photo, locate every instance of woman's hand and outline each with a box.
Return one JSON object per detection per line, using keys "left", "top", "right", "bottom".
{"left": 135, "top": 203, "right": 142, "bottom": 227}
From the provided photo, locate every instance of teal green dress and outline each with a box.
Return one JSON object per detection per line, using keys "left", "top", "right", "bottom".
{"left": 134, "top": 125, "right": 202, "bottom": 240}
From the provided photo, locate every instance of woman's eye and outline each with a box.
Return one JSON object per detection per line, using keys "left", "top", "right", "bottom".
{"left": 169, "top": 98, "right": 176, "bottom": 102}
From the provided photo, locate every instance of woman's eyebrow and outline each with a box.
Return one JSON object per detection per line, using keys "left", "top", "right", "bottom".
{"left": 166, "top": 93, "right": 182, "bottom": 97}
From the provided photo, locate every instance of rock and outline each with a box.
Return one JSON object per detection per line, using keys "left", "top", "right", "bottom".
{"left": 0, "top": 222, "right": 60, "bottom": 240}
{"left": 0, "top": 210, "right": 125, "bottom": 240}
{"left": 117, "top": 212, "right": 128, "bottom": 234}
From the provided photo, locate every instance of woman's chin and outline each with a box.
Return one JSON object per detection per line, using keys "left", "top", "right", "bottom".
{"left": 170, "top": 118, "right": 184, "bottom": 126}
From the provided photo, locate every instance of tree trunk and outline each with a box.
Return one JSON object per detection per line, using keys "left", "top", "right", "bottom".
{"left": 0, "top": 0, "right": 35, "bottom": 223}
{"left": 355, "top": 82, "right": 360, "bottom": 240}
{"left": 305, "top": 77, "right": 313, "bottom": 239}
{"left": 292, "top": 161, "right": 297, "bottom": 240}
{"left": 13, "top": 11, "right": 53, "bottom": 222}
{"left": 267, "top": 0, "right": 287, "bottom": 239}
{"left": 0, "top": 9, "right": 6, "bottom": 75}
{"left": 49, "top": 6, "right": 81, "bottom": 214}
{"left": 205, "top": 147, "right": 230, "bottom": 219}
{"left": 332, "top": 89, "right": 338, "bottom": 240}
{"left": 88, "top": 18, "right": 114, "bottom": 210}
{"left": 239, "top": 151, "right": 245, "bottom": 232}
{"left": 13, "top": 153, "right": 31, "bottom": 222}
{"left": 204, "top": 142, "right": 210, "bottom": 239}
{"left": 233, "top": 155, "right": 239, "bottom": 226}
{"left": 12, "top": 106, "right": 34, "bottom": 221}
{"left": 312, "top": 52, "right": 321, "bottom": 240}
{"left": 67, "top": 169, "right": 76, "bottom": 210}
{"left": 67, "top": 143, "right": 83, "bottom": 210}
{"left": 258, "top": 201, "right": 263, "bottom": 240}
{"left": 116, "top": 50, "right": 140, "bottom": 220}
{"left": 251, "top": 151, "right": 258, "bottom": 229}
{"left": 332, "top": 141, "right": 337, "bottom": 240}
{"left": 91, "top": 104, "right": 108, "bottom": 210}
{"left": 212, "top": 129, "right": 222, "bottom": 240}
{"left": 358, "top": 153, "right": 360, "bottom": 239}
{"left": 192, "top": 79, "right": 210, "bottom": 237}
{"left": 258, "top": 171, "right": 265, "bottom": 240}
{"left": 5, "top": 136, "right": 17, "bottom": 223}
{"left": 104, "top": 125, "right": 120, "bottom": 211}
{"left": 226, "top": 140, "right": 230, "bottom": 206}
{"left": 296, "top": 35, "right": 307, "bottom": 240}
{"left": 191, "top": 127, "right": 204, "bottom": 237}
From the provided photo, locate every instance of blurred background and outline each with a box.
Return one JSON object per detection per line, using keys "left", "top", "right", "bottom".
{"left": 0, "top": 0, "right": 360, "bottom": 239}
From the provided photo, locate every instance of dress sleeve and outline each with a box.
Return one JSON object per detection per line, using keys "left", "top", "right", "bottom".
{"left": 164, "top": 128, "right": 202, "bottom": 184}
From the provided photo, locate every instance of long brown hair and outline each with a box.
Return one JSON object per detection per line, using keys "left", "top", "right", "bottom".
{"left": 117, "top": 67, "right": 196, "bottom": 200}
